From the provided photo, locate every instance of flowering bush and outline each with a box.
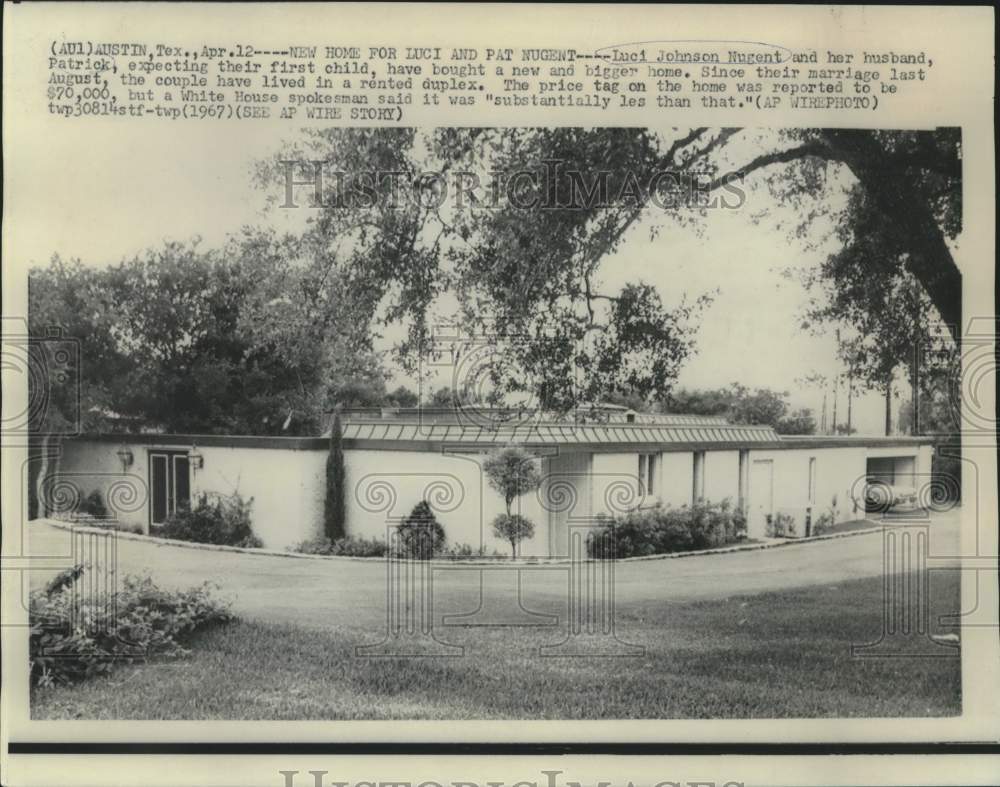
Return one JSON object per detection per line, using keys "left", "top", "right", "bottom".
{"left": 30, "top": 569, "right": 232, "bottom": 687}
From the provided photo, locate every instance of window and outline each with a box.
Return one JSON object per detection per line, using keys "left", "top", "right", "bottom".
{"left": 150, "top": 450, "right": 191, "bottom": 526}
{"left": 638, "top": 453, "right": 658, "bottom": 496}
{"left": 692, "top": 451, "right": 706, "bottom": 502}
{"left": 808, "top": 457, "right": 817, "bottom": 503}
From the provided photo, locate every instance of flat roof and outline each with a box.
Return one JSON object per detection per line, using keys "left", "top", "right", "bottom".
{"left": 68, "top": 425, "right": 933, "bottom": 453}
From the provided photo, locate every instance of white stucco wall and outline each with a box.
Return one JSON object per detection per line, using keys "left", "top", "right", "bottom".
{"left": 658, "top": 451, "right": 694, "bottom": 508}
{"left": 344, "top": 448, "right": 548, "bottom": 556}
{"left": 743, "top": 445, "right": 910, "bottom": 536}
{"left": 703, "top": 450, "right": 741, "bottom": 505}
{"left": 53, "top": 439, "right": 327, "bottom": 548}
{"left": 54, "top": 441, "right": 149, "bottom": 532}
{"left": 193, "top": 445, "right": 324, "bottom": 549}
{"left": 590, "top": 452, "right": 644, "bottom": 518}
{"left": 51, "top": 437, "right": 930, "bottom": 554}
{"left": 537, "top": 450, "right": 593, "bottom": 557}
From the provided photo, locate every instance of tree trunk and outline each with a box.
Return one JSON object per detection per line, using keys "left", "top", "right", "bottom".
{"left": 822, "top": 130, "right": 963, "bottom": 344}
{"left": 911, "top": 342, "right": 921, "bottom": 435}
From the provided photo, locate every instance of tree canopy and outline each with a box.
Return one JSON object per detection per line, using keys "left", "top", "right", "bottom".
{"left": 261, "top": 126, "right": 961, "bottom": 412}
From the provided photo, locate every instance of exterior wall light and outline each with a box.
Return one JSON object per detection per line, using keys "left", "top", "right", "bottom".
{"left": 188, "top": 445, "right": 204, "bottom": 470}
{"left": 116, "top": 445, "right": 134, "bottom": 472}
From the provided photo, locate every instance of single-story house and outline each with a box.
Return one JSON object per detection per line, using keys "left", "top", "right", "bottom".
{"left": 43, "top": 406, "right": 935, "bottom": 556}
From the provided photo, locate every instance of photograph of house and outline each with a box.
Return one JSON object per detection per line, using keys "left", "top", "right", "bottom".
{"left": 19, "top": 125, "right": 966, "bottom": 721}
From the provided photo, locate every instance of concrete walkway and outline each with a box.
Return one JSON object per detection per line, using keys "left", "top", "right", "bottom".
{"left": 24, "top": 508, "right": 961, "bottom": 631}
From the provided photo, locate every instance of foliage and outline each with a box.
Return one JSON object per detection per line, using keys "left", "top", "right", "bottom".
{"left": 491, "top": 514, "right": 535, "bottom": 558}
{"left": 293, "top": 535, "right": 388, "bottom": 557}
{"left": 158, "top": 492, "right": 261, "bottom": 548}
{"left": 80, "top": 490, "right": 108, "bottom": 518}
{"left": 255, "top": 127, "right": 962, "bottom": 416}
{"left": 439, "top": 542, "right": 505, "bottom": 558}
{"left": 776, "top": 408, "right": 817, "bottom": 435}
{"left": 385, "top": 385, "right": 419, "bottom": 408}
{"left": 27, "top": 256, "right": 130, "bottom": 436}
{"left": 767, "top": 511, "right": 798, "bottom": 538}
{"left": 28, "top": 239, "right": 392, "bottom": 436}
{"left": 663, "top": 383, "right": 816, "bottom": 434}
{"left": 482, "top": 447, "right": 542, "bottom": 557}
{"left": 324, "top": 413, "right": 346, "bottom": 541}
{"left": 427, "top": 385, "right": 459, "bottom": 408}
{"left": 396, "top": 500, "right": 446, "bottom": 558}
{"left": 30, "top": 569, "right": 231, "bottom": 687}
{"left": 811, "top": 508, "right": 836, "bottom": 536}
{"left": 29, "top": 128, "right": 963, "bottom": 437}
{"left": 587, "top": 499, "right": 747, "bottom": 558}
{"left": 482, "top": 447, "right": 542, "bottom": 514}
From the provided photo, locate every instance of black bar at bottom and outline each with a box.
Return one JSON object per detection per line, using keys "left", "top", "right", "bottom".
{"left": 8, "top": 742, "right": 1000, "bottom": 755}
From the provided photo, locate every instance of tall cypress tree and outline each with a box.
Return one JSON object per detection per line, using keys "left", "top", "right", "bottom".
{"left": 324, "top": 412, "right": 346, "bottom": 540}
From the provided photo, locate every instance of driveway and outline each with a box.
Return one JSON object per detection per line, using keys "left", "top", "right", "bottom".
{"left": 24, "top": 508, "right": 962, "bottom": 632}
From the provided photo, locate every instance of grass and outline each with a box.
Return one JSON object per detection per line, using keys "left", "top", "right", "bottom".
{"left": 815, "top": 517, "right": 881, "bottom": 536}
{"left": 32, "top": 570, "right": 961, "bottom": 720}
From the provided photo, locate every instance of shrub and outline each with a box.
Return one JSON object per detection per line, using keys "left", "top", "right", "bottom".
{"left": 492, "top": 513, "right": 535, "bottom": 558}
{"left": 158, "top": 491, "right": 261, "bottom": 548}
{"left": 294, "top": 535, "right": 388, "bottom": 557}
{"left": 80, "top": 490, "right": 108, "bottom": 518}
{"left": 587, "top": 498, "right": 747, "bottom": 559}
{"left": 767, "top": 511, "right": 798, "bottom": 538}
{"left": 30, "top": 569, "right": 231, "bottom": 687}
{"left": 440, "top": 542, "right": 506, "bottom": 558}
{"left": 396, "top": 500, "right": 446, "bottom": 558}
{"left": 812, "top": 509, "right": 836, "bottom": 535}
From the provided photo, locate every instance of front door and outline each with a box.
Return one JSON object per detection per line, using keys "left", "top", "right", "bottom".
{"left": 749, "top": 459, "right": 774, "bottom": 539}
{"left": 149, "top": 451, "right": 191, "bottom": 526}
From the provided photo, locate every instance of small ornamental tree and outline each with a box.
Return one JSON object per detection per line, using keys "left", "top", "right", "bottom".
{"left": 324, "top": 412, "right": 346, "bottom": 540}
{"left": 397, "top": 500, "right": 446, "bottom": 559}
{"left": 492, "top": 514, "right": 534, "bottom": 559}
{"left": 484, "top": 446, "right": 542, "bottom": 558}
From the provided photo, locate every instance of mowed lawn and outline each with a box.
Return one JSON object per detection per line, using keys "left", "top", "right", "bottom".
{"left": 33, "top": 569, "right": 961, "bottom": 720}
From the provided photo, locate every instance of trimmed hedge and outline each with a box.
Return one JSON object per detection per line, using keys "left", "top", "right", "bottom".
{"left": 294, "top": 535, "right": 388, "bottom": 557}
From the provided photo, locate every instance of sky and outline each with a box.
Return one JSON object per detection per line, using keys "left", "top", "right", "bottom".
{"left": 14, "top": 123, "right": 940, "bottom": 435}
